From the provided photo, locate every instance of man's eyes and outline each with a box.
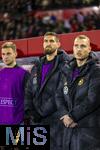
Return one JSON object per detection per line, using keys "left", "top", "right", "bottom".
{"left": 74, "top": 44, "right": 87, "bottom": 48}
{"left": 44, "top": 40, "right": 55, "bottom": 43}
{"left": 2, "top": 53, "right": 11, "bottom": 55}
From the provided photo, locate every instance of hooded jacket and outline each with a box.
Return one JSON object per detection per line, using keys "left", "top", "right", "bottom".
{"left": 56, "top": 52, "right": 100, "bottom": 150}
{"left": 25, "top": 49, "right": 70, "bottom": 122}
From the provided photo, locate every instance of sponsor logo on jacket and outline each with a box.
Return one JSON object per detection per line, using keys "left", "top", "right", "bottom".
{"left": 0, "top": 97, "right": 16, "bottom": 106}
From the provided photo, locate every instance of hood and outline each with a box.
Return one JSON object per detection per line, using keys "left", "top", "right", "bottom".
{"left": 89, "top": 51, "right": 99, "bottom": 62}
{"left": 69, "top": 51, "right": 99, "bottom": 67}
{"left": 57, "top": 49, "right": 71, "bottom": 62}
{"left": 61, "top": 51, "right": 100, "bottom": 75}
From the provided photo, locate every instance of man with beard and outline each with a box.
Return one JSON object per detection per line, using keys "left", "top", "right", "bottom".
{"left": 56, "top": 35, "right": 100, "bottom": 150}
{"left": 25, "top": 32, "right": 70, "bottom": 150}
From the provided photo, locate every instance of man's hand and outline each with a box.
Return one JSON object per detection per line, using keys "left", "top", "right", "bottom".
{"left": 69, "top": 122, "right": 78, "bottom": 128}
{"left": 60, "top": 115, "right": 77, "bottom": 128}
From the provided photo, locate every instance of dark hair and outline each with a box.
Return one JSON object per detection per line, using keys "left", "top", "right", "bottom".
{"left": 44, "top": 32, "right": 60, "bottom": 42}
{"left": 75, "top": 35, "right": 90, "bottom": 42}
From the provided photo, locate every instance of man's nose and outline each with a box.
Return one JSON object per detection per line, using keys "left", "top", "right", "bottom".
{"left": 77, "top": 46, "right": 82, "bottom": 51}
{"left": 47, "top": 40, "right": 52, "bottom": 44}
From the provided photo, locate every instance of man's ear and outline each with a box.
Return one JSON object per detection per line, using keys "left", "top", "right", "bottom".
{"left": 16, "top": 52, "right": 18, "bottom": 57}
{"left": 15, "top": 51, "right": 18, "bottom": 57}
{"left": 89, "top": 45, "right": 91, "bottom": 52}
{"left": 58, "top": 42, "right": 61, "bottom": 48}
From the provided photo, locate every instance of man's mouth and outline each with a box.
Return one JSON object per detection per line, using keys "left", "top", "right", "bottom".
{"left": 76, "top": 53, "right": 82, "bottom": 56}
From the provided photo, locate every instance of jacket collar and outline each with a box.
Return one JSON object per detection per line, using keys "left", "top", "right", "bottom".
{"left": 61, "top": 51, "right": 99, "bottom": 82}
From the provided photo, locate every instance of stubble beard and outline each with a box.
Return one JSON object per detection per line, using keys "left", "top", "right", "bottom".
{"left": 44, "top": 47, "right": 56, "bottom": 55}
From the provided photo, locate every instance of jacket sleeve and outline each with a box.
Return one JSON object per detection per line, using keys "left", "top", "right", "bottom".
{"left": 24, "top": 62, "right": 42, "bottom": 123}
{"left": 24, "top": 62, "right": 38, "bottom": 119}
{"left": 23, "top": 71, "right": 30, "bottom": 88}
{"left": 24, "top": 74, "right": 34, "bottom": 120}
{"left": 69, "top": 66, "right": 100, "bottom": 122}
{"left": 55, "top": 73, "right": 69, "bottom": 119}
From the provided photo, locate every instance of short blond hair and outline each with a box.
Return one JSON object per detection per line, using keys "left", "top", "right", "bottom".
{"left": 74, "top": 35, "right": 90, "bottom": 43}
{"left": 1, "top": 42, "right": 16, "bottom": 52}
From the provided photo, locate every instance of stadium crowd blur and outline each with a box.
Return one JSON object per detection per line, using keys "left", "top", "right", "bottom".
{"left": 0, "top": 0, "right": 100, "bottom": 40}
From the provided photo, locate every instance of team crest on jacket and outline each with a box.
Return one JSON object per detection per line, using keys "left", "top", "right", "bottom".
{"left": 63, "top": 85, "right": 68, "bottom": 95}
{"left": 33, "top": 77, "right": 37, "bottom": 85}
{"left": 78, "top": 78, "right": 84, "bottom": 86}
